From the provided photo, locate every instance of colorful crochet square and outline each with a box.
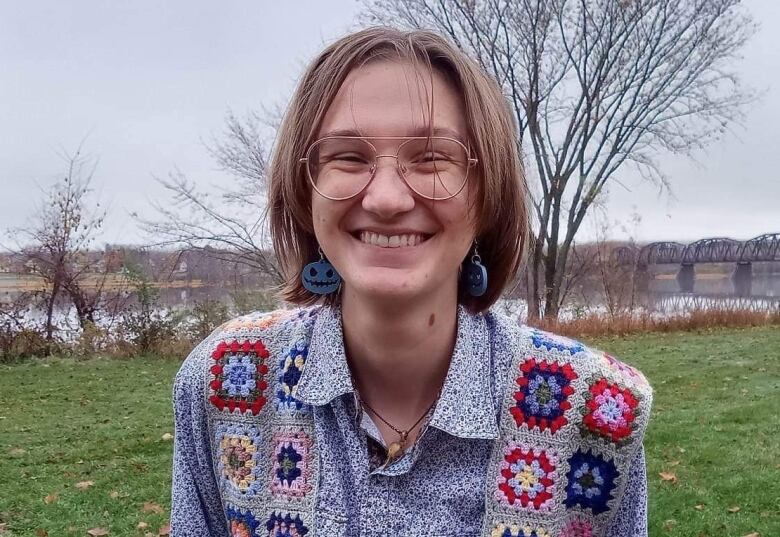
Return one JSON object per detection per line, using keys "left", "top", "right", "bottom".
{"left": 215, "top": 423, "right": 263, "bottom": 498}
{"left": 601, "top": 352, "right": 648, "bottom": 385}
{"left": 530, "top": 329, "right": 585, "bottom": 355}
{"left": 490, "top": 523, "right": 551, "bottom": 537}
{"left": 209, "top": 339, "right": 270, "bottom": 415}
{"left": 270, "top": 429, "right": 314, "bottom": 500}
{"left": 581, "top": 378, "right": 640, "bottom": 444}
{"left": 511, "top": 357, "right": 578, "bottom": 432}
{"left": 265, "top": 511, "right": 309, "bottom": 536}
{"left": 226, "top": 504, "right": 262, "bottom": 537}
{"left": 560, "top": 518, "right": 594, "bottom": 537}
{"left": 496, "top": 441, "right": 558, "bottom": 512}
{"left": 276, "top": 338, "right": 309, "bottom": 413}
{"left": 564, "top": 449, "right": 618, "bottom": 514}
{"left": 222, "top": 311, "right": 291, "bottom": 332}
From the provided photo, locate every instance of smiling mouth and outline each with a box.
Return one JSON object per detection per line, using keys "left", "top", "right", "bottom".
{"left": 356, "top": 231, "right": 432, "bottom": 248}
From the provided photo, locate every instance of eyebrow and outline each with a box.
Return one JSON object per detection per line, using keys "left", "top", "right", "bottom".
{"left": 318, "top": 126, "right": 468, "bottom": 142}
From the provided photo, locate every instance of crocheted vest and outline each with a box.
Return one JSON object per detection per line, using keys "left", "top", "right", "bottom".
{"left": 200, "top": 307, "right": 652, "bottom": 537}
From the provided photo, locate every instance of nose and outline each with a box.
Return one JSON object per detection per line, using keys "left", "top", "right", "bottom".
{"left": 360, "top": 156, "right": 415, "bottom": 218}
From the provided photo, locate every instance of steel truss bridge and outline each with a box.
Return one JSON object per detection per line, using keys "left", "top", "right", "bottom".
{"left": 614, "top": 233, "right": 780, "bottom": 297}
{"left": 614, "top": 233, "right": 780, "bottom": 266}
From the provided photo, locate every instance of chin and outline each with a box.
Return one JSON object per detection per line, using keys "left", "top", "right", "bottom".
{"left": 342, "top": 268, "right": 452, "bottom": 305}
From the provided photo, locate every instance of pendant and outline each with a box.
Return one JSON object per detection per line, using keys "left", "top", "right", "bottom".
{"left": 385, "top": 431, "right": 409, "bottom": 465}
{"left": 386, "top": 441, "right": 404, "bottom": 463}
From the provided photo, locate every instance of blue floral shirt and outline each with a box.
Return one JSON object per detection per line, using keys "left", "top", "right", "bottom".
{"left": 171, "top": 306, "right": 651, "bottom": 536}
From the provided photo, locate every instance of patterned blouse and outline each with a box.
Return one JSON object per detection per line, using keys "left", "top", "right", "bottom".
{"left": 171, "top": 305, "right": 652, "bottom": 537}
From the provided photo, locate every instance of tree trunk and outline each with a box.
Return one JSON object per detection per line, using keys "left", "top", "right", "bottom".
{"left": 45, "top": 279, "right": 60, "bottom": 342}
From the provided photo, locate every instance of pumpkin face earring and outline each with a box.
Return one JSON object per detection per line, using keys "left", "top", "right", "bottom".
{"left": 301, "top": 248, "right": 341, "bottom": 295}
{"left": 463, "top": 242, "right": 488, "bottom": 297}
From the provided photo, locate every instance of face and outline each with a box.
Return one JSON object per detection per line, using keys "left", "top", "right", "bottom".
{"left": 310, "top": 59, "right": 477, "bottom": 305}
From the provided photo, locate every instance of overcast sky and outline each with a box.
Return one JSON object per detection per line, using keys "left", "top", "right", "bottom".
{"left": 1, "top": 0, "right": 778, "bottom": 248}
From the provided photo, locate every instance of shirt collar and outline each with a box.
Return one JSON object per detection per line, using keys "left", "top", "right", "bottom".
{"left": 294, "top": 305, "right": 499, "bottom": 440}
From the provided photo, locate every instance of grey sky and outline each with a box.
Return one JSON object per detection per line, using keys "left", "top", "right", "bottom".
{"left": 1, "top": 0, "right": 777, "bottom": 247}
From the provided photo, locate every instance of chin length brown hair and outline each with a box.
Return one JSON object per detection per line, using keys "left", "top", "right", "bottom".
{"left": 268, "top": 26, "right": 530, "bottom": 313}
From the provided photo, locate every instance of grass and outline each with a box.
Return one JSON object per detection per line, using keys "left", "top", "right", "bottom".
{"left": 1, "top": 327, "right": 778, "bottom": 536}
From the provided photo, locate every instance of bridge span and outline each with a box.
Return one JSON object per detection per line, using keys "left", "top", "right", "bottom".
{"left": 614, "top": 233, "right": 780, "bottom": 295}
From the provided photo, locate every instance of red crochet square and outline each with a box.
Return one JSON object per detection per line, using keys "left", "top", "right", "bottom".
{"left": 581, "top": 378, "right": 639, "bottom": 444}
{"left": 208, "top": 339, "right": 270, "bottom": 415}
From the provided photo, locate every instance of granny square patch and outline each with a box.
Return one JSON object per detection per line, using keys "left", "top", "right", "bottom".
{"left": 276, "top": 338, "right": 309, "bottom": 413}
{"left": 496, "top": 441, "right": 558, "bottom": 512}
{"left": 270, "top": 428, "right": 314, "bottom": 500}
{"left": 529, "top": 329, "right": 585, "bottom": 355}
{"left": 601, "top": 352, "right": 649, "bottom": 385}
{"left": 209, "top": 339, "right": 270, "bottom": 415}
{"left": 580, "top": 378, "right": 640, "bottom": 445}
{"left": 564, "top": 449, "right": 619, "bottom": 514}
{"left": 490, "top": 523, "right": 552, "bottom": 537}
{"left": 510, "top": 357, "right": 578, "bottom": 433}
{"left": 265, "top": 511, "right": 309, "bottom": 536}
{"left": 560, "top": 517, "right": 594, "bottom": 537}
{"left": 221, "top": 311, "right": 291, "bottom": 332}
{"left": 226, "top": 503, "right": 262, "bottom": 537}
{"left": 214, "top": 422, "right": 263, "bottom": 498}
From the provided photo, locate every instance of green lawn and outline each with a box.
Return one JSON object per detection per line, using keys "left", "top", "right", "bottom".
{"left": 0, "top": 326, "right": 778, "bottom": 536}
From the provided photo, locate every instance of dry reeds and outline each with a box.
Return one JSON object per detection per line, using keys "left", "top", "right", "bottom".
{"left": 529, "top": 308, "right": 780, "bottom": 339}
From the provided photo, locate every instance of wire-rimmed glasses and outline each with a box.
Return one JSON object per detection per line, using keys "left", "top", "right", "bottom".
{"left": 300, "top": 136, "right": 478, "bottom": 201}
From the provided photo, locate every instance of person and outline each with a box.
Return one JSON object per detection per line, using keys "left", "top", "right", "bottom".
{"left": 171, "top": 27, "right": 652, "bottom": 537}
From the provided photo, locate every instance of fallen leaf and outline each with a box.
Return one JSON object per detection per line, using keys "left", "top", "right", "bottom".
{"left": 0, "top": 523, "right": 7, "bottom": 535}
{"left": 727, "top": 505, "right": 741, "bottom": 513}
{"left": 161, "top": 433, "right": 173, "bottom": 441}
{"left": 693, "top": 504, "right": 705, "bottom": 511}
{"left": 87, "top": 528, "right": 109, "bottom": 536}
{"left": 677, "top": 446, "right": 686, "bottom": 453}
{"left": 9, "top": 447, "right": 26, "bottom": 456}
{"left": 145, "top": 533, "right": 155, "bottom": 537}
{"left": 741, "top": 533, "right": 760, "bottom": 537}
{"left": 43, "top": 493, "right": 59, "bottom": 504}
{"left": 158, "top": 522, "right": 170, "bottom": 536}
{"left": 35, "top": 529, "right": 48, "bottom": 537}
{"left": 109, "top": 491, "right": 120, "bottom": 499}
{"left": 137, "top": 522, "right": 149, "bottom": 530}
{"left": 75, "top": 480, "right": 94, "bottom": 490}
{"left": 142, "top": 502, "right": 165, "bottom": 514}
{"left": 668, "top": 460, "right": 681, "bottom": 467}
{"left": 659, "top": 472, "right": 678, "bottom": 484}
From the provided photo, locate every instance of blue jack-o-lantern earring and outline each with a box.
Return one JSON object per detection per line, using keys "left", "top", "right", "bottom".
{"left": 463, "top": 242, "right": 488, "bottom": 297}
{"left": 301, "top": 248, "right": 341, "bottom": 295}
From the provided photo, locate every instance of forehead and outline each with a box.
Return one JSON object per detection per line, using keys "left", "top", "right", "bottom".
{"left": 317, "top": 59, "right": 468, "bottom": 139}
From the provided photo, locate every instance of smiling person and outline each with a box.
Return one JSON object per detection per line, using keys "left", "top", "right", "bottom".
{"left": 171, "top": 27, "right": 653, "bottom": 537}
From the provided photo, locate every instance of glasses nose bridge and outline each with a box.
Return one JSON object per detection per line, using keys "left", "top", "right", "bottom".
{"left": 371, "top": 152, "right": 406, "bottom": 176}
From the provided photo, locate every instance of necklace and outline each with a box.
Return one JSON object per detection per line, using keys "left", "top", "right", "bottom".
{"left": 354, "top": 389, "right": 441, "bottom": 464}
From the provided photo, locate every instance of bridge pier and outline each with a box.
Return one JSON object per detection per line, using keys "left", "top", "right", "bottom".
{"left": 732, "top": 262, "right": 752, "bottom": 297}
{"left": 634, "top": 264, "right": 650, "bottom": 294}
{"left": 676, "top": 263, "right": 695, "bottom": 293}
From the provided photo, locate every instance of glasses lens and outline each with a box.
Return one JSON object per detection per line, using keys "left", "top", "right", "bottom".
{"left": 398, "top": 137, "right": 469, "bottom": 200}
{"left": 307, "top": 138, "right": 374, "bottom": 199}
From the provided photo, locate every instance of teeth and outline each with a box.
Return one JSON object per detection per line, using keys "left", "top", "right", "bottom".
{"left": 359, "top": 231, "right": 426, "bottom": 248}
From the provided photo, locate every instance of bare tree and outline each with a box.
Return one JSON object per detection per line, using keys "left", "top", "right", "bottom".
{"left": 9, "top": 150, "right": 108, "bottom": 339}
{"left": 364, "top": 0, "right": 755, "bottom": 319}
{"left": 140, "top": 110, "right": 282, "bottom": 282}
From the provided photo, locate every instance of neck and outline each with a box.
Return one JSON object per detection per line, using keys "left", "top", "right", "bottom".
{"left": 340, "top": 286, "right": 458, "bottom": 421}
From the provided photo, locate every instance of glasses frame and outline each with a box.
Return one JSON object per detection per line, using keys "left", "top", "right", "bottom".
{"left": 299, "top": 135, "right": 479, "bottom": 201}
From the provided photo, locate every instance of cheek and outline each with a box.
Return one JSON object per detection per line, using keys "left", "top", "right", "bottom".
{"left": 311, "top": 199, "right": 331, "bottom": 237}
